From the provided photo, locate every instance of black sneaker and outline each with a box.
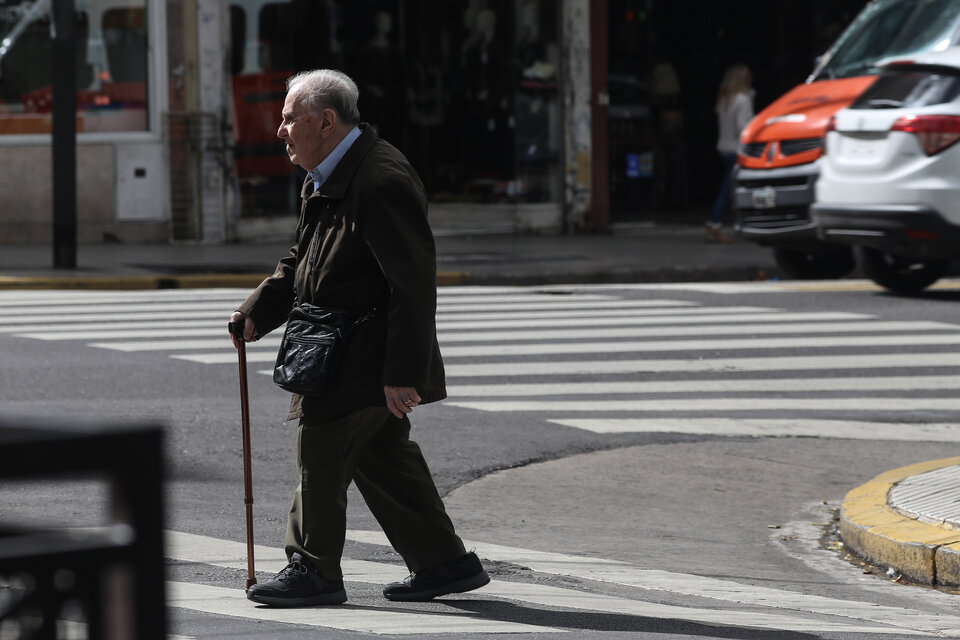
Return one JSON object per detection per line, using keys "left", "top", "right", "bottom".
{"left": 383, "top": 551, "right": 489, "bottom": 602}
{"left": 247, "top": 553, "right": 347, "bottom": 607}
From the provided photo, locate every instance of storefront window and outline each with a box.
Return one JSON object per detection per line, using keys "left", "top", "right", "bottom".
{"left": 0, "top": 0, "right": 148, "bottom": 135}
{"left": 229, "top": 0, "right": 561, "bottom": 216}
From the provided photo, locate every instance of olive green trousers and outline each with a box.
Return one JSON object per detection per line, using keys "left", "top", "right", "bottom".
{"left": 285, "top": 406, "right": 466, "bottom": 580}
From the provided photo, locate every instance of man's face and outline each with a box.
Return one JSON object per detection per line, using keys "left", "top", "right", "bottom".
{"left": 277, "top": 89, "right": 326, "bottom": 171}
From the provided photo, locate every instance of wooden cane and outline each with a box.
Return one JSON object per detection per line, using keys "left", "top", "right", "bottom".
{"left": 229, "top": 320, "right": 257, "bottom": 590}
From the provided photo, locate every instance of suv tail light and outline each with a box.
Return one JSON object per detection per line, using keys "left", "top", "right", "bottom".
{"left": 891, "top": 114, "right": 960, "bottom": 155}
{"left": 823, "top": 116, "right": 836, "bottom": 154}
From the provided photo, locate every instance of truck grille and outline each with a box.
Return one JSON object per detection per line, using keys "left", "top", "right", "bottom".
{"left": 780, "top": 137, "right": 823, "bottom": 156}
{"left": 740, "top": 138, "right": 822, "bottom": 160}
{"left": 739, "top": 206, "right": 811, "bottom": 229}
{"left": 737, "top": 175, "right": 809, "bottom": 189}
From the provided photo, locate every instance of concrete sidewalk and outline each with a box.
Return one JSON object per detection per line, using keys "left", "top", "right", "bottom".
{"left": 0, "top": 223, "right": 782, "bottom": 289}
{"left": 841, "top": 458, "right": 960, "bottom": 587}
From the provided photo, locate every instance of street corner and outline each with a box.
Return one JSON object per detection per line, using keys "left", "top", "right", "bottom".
{"left": 839, "top": 456, "right": 960, "bottom": 587}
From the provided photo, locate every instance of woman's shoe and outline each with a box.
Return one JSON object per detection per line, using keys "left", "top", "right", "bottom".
{"left": 705, "top": 223, "right": 731, "bottom": 243}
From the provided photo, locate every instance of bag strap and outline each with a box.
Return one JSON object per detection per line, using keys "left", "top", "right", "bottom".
{"left": 353, "top": 306, "right": 377, "bottom": 327}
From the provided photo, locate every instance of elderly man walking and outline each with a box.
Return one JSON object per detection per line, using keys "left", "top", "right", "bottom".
{"left": 229, "top": 69, "right": 488, "bottom": 607}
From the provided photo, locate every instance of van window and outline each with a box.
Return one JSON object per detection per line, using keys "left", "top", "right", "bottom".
{"left": 813, "top": 0, "right": 960, "bottom": 80}
{"left": 851, "top": 68, "right": 960, "bottom": 109}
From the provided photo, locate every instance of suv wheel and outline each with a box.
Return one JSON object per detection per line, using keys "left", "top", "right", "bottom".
{"left": 773, "top": 246, "right": 856, "bottom": 280}
{"left": 859, "top": 247, "right": 948, "bottom": 293}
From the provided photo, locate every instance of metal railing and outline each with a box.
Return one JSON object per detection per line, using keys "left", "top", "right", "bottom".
{"left": 0, "top": 419, "right": 166, "bottom": 640}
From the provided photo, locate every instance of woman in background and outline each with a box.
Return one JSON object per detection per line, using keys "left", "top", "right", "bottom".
{"left": 707, "top": 64, "right": 753, "bottom": 243}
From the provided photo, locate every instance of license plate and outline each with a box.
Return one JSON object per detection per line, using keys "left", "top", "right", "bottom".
{"left": 751, "top": 186, "right": 777, "bottom": 209}
{"left": 841, "top": 136, "right": 883, "bottom": 158}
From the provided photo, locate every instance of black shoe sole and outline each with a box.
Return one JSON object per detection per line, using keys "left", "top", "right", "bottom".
{"left": 247, "top": 589, "right": 347, "bottom": 608}
{"left": 384, "top": 570, "right": 490, "bottom": 602}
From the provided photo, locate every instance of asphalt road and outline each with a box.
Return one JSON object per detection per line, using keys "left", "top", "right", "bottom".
{"left": 2, "top": 280, "right": 960, "bottom": 639}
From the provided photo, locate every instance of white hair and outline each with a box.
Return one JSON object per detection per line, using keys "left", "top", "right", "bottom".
{"left": 287, "top": 69, "right": 361, "bottom": 124}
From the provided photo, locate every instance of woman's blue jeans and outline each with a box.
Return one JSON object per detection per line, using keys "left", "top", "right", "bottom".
{"left": 710, "top": 152, "right": 738, "bottom": 225}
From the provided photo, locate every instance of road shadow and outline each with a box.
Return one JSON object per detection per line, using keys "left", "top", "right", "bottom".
{"left": 439, "top": 598, "right": 824, "bottom": 639}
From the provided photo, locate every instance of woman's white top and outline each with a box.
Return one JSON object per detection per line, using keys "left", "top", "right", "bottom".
{"left": 716, "top": 91, "right": 754, "bottom": 154}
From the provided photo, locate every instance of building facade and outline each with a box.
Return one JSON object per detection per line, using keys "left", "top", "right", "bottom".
{"left": 0, "top": 0, "right": 600, "bottom": 244}
{"left": 0, "top": 0, "right": 864, "bottom": 245}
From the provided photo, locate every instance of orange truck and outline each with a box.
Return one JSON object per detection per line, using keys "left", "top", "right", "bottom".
{"left": 734, "top": 0, "right": 960, "bottom": 279}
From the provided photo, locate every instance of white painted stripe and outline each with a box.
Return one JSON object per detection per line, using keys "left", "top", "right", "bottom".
{"left": 447, "top": 374, "right": 960, "bottom": 396}
{"left": 0, "top": 310, "right": 230, "bottom": 324}
{"left": 434, "top": 300, "right": 707, "bottom": 313}
{"left": 44, "top": 620, "right": 193, "bottom": 640}
{"left": 167, "top": 532, "right": 556, "bottom": 633}
{"left": 437, "top": 293, "right": 616, "bottom": 304}
{"left": 470, "top": 581, "right": 911, "bottom": 634}
{"left": 437, "top": 307, "right": 731, "bottom": 323}
{"left": 16, "top": 328, "right": 232, "bottom": 340}
{"left": 439, "top": 334, "right": 960, "bottom": 357}
{"left": 165, "top": 531, "right": 919, "bottom": 635}
{"left": 445, "top": 397, "right": 960, "bottom": 412}
{"left": 443, "top": 352, "right": 960, "bottom": 377}
{"left": 0, "top": 319, "right": 227, "bottom": 334}
{"left": 436, "top": 310, "right": 867, "bottom": 329}
{"left": 547, "top": 417, "right": 960, "bottom": 441}
{"left": 0, "top": 301, "right": 240, "bottom": 316}
{"left": 90, "top": 319, "right": 915, "bottom": 353}
{"left": 93, "top": 338, "right": 280, "bottom": 352}
{"left": 536, "top": 282, "right": 795, "bottom": 294}
{"left": 344, "top": 530, "right": 959, "bottom": 636}
{"left": 191, "top": 350, "right": 960, "bottom": 371}
{"left": 168, "top": 582, "right": 558, "bottom": 634}
{"left": 437, "top": 286, "right": 536, "bottom": 295}
{"left": 174, "top": 352, "right": 277, "bottom": 364}
{"left": 0, "top": 289, "right": 247, "bottom": 306}
{"left": 438, "top": 321, "right": 952, "bottom": 343}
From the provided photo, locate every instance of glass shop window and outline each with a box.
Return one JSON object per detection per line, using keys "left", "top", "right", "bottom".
{"left": 229, "top": 0, "right": 562, "bottom": 216}
{"left": 0, "top": 0, "right": 149, "bottom": 135}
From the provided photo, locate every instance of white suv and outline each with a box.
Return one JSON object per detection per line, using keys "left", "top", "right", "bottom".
{"left": 813, "top": 47, "right": 960, "bottom": 292}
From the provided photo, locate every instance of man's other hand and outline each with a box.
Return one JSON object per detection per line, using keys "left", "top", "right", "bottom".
{"left": 384, "top": 385, "right": 420, "bottom": 418}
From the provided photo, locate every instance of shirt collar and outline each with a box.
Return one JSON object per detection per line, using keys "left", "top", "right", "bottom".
{"left": 309, "top": 125, "right": 362, "bottom": 190}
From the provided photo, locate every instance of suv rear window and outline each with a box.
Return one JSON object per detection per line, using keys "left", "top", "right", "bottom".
{"left": 813, "top": 0, "right": 960, "bottom": 80}
{"left": 851, "top": 68, "right": 960, "bottom": 108}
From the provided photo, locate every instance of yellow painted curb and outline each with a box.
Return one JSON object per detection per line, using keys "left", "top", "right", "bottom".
{"left": 0, "top": 271, "right": 474, "bottom": 291}
{"left": 840, "top": 456, "right": 960, "bottom": 586}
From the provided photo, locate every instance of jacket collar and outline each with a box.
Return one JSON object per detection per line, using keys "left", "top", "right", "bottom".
{"left": 301, "top": 123, "right": 378, "bottom": 200}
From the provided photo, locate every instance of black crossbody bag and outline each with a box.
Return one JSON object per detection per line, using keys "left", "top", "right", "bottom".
{"left": 273, "top": 303, "right": 375, "bottom": 396}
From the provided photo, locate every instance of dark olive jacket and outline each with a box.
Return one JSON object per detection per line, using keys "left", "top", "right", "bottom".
{"left": 237, "top": 125, "right": 446, "bottom": 419}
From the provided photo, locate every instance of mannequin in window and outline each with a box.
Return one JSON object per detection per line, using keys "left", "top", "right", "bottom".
{"left": 460, "top": 8, "right": 512, "bottom": 182}
{"left": 358, "top": 10, "right": 403, "bottom": 144}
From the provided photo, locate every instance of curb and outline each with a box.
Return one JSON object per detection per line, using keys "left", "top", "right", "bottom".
{"left": 0, "top": 272, "right": 476, "bottom": 291}
{"left": 0, "top": 267, "right": 775, "bottom": 291}
{"left": 840, "top": 457, "right": 960, "bottom": 586}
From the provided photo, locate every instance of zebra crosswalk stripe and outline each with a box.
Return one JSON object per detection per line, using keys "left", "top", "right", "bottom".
{"left": 447, "top": 374, "right": 960, "bottom": 396}
{"left": 445, "top": 397, "right": 960, "bottom": 412}
{"left": 89, "top": 318, "right": 940, "bottom": 353}
{"left": 442, "top": 352, "right": 960, "bottom": 377}
{"left": 164, "top": 530, "right": 935, "bottom": 635}
{"left": 346, "top": 529, "right": 960, "bottom": 636}
{"left": 546, "top": 418, "right": 960, "bottom": 441}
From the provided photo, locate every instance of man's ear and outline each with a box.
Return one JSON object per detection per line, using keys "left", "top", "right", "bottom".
{"left": 320, "top": 108, "right": 338, "bottom": 136}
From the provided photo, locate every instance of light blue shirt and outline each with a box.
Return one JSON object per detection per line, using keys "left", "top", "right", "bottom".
{"left": 309, "top": 126, "right": 362, "bottom": 191}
